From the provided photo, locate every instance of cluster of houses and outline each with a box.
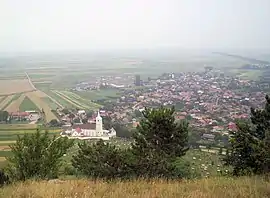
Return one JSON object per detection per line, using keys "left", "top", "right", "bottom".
{"left": 9, "top": 111, "right": 40, "bottom": 123}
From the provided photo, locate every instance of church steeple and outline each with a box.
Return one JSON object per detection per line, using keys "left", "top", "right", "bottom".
{"left": 95, "top": 110, "right": 103, "bottom": 136}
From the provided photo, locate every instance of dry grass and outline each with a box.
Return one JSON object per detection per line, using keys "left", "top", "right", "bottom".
{"left": 0, "top": 177, "right": 269, "bottom": 198}
{"left": 0, "top": 157, "right": 6, "bottom": 162}
{"left": 0, "top": 79, "right": 35, "bottom": 96}
{"left": 25, "top": 91, "right": 58, "bottom": 122}
{"left": 4, "top": 94, "right": 26, "bottom": 113}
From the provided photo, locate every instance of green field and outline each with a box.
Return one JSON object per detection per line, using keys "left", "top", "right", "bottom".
{"left": 19, "top": 96, "right": 40, "bottom": 112}
{"left": 74, "top": 89, "right": 121, "bottom": 101}
{"left": 41, "top": 97, "right": 61, "bottom": 110}
{"left": 60, "top": 91, "right": 102, "bottom": 109}
{"left": 44, "top": 90, "right": 77, "bottom": 109}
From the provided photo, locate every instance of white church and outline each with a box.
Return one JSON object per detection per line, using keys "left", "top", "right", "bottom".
{"left": 61, "top": 111, "right": 116, "bottom": 140}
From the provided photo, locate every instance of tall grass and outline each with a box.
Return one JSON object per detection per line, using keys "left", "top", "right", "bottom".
{"left": 0, "top": 177, "right": 269, "bottom": 198}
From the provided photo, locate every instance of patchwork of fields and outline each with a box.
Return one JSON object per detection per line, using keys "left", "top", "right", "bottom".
{"left": 0, "top": 72, "right": 104, "bottom": 125}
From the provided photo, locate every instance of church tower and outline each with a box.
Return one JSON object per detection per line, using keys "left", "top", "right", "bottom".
{"left": 95, "top": 111, "right": 103, "bottom": 136}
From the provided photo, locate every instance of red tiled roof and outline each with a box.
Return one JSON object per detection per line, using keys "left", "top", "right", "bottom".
{"left": 11, "top": 112, "right": 30, "bottom": 117}
{"left": 72, "top": 123, "right": 96, "bottom": 130}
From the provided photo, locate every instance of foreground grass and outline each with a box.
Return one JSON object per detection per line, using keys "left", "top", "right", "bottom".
{"left": 0, "top": 177, "right": 269, "bottom": 198}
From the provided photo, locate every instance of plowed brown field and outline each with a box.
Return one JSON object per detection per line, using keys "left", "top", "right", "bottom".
{"left": 0, "top": 79, "right": 35, "bottom": 96}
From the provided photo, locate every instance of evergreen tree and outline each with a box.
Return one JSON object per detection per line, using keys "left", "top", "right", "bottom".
{"left": 131, "top": 106, "right": 189, "bottom": 178}
{"left": 224, "top": 95, "right": 270, "bottom": 176}
{"left": 6, "top": 129, "right": 74, "bottom": 181}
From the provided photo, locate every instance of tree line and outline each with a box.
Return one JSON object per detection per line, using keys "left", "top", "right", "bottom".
{"left": 1, "top": 95, "right": 270, "bottom": 185}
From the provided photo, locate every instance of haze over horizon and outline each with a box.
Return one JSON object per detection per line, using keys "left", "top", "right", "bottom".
{"left": 1, "top": 0, "right": 270, "bottom": 55}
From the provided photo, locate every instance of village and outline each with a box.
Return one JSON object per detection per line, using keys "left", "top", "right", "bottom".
{"left": 63, "top": 67, "right": 268, "bottom": 144}
{"left": 1, "top": 67, "right": 268, "bottom": 144}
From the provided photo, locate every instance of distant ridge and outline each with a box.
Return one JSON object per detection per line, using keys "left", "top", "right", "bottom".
{"left": 213, "top": 52, "right": 270, "bottom": 65}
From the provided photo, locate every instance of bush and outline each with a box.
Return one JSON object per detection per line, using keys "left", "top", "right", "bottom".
{"left": 72, "top": 140, "right": 134, "bottom": 179}
{"left": 6, "top": 129, "right": 74, "bottom": 181}
{"left": 0, "top": 169, "right": 9, "bottom": 187}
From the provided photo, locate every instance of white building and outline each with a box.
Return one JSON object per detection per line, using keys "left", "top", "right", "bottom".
{"left": 61, "top": 111, "right": 116, "bottom": 140}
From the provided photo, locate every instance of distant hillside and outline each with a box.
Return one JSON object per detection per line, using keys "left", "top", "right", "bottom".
{"left": 0, "top": 177, "right": 269, "bottom": 198}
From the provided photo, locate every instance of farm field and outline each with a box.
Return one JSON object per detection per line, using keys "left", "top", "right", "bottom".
{"left": 51, "top": 90, "right": 101, "bottom": 110}
{"left": 0, "top": 79, "right": 35, "bottom": 96}
{"left": 73, "top": 89, "right": 121, "bottom": 101}
{"left": 0, "top": 95, "right": 15, "bottom": 110}
{"left": 60, "top": 91, "right": 102, "bottom": 109}
{"left": 52, "top": 90, "right": 88, "bottom": 109}
{"left": 25, "top": 91, "right": 59, "bottom": 121}
{"left": 19, "top": 96, "right": 39, "bottom": 112}
{"left": 4, "top": 94, "right": 26, "bottom": 112}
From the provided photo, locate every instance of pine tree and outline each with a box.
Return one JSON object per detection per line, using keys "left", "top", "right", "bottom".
{"left": 131, "top": 106, "right": 189, "bottom": 178}
{"left": 224, "top": 95, "right": 270, "bottom": 176}
{"left": 6, "top": 129, "right": 74, "bottom": 181}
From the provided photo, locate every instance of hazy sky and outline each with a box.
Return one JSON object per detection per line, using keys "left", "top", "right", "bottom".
{"left": 1, "top": 0, "right": 270, "bottom": 53}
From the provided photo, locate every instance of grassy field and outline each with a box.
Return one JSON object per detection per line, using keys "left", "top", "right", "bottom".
{"left": 60, "top": 90, "right": 102, "bottom": 109}
{"left": 0, "top": 177, "right": 269, "bottom": 198}
{"left": 45, "top": 90, "right": 102, "bottom": 110}
{"left": 19, "top": 96, "right": 39, "bottom": 112}
{"left": 74, "top": 89, "right": 121, "bottom": 101}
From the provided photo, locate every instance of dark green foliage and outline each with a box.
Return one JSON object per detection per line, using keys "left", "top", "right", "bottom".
{"left": 0, "top": 111, "right": 9, "bottom": 122}
{"left": 131, "top": 107, "right": 189, "bottom": 178}
{"left": 0, "top": 169, "right": 9, "bottom": 187}
{"left": 72, "top": 140, "right": 134, "bottom": 179}
{"left": 49, "top": 119, "right": 62, "bottom": 127}
{"left": 224, "top": 95, "right": 270, "bottom": 176}
{"left": 132, "top": 107, "right": 189, "bottom": 159}
{"left": 113, "top": 123, "right": 134, "bottom": 138}
{"left": 72, "top": 106, "right": 190, "bottom": 179}
{"left": 103, "top": 116, "right": 112, "bottom": 129}
{"left": 62, "top": 108, "right": 70, "bottom": 115}
{"left": 6, "top": 129, "right": 74, "bottom": 181}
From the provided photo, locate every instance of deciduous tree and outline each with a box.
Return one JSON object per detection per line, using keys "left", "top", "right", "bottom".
{"left": 6, "top": 129, "right": 74, "bottom": 181}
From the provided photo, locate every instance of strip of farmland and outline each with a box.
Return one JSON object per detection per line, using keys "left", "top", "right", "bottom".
{"left": 52, "top": 90, "right": 89, "bottom": 109}
{"left": 0, "top": 95, "right": 15, "bottom": 110}
{"left": 61, "top": 91, "right": 102, "bottom": 109}
{"left": 34, "top": 90, "right": 64, "bottom": 109}
{"left": 45, "top": 91, "right": 75, "bottom": 108}
{"left": 4, "top": 94, "right": 26, "bottom": 112}
{"left": 25, "top": 91, "right": 58, "bottom": 122}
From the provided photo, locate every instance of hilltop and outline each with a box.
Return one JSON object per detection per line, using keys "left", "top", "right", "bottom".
{"left": 0, "top": 177, "right": 269, "bottom": 198}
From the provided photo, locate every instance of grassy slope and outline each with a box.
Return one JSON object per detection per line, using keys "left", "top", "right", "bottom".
{"left": 0, "top": 177, "right": 269, "bottom": 198}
